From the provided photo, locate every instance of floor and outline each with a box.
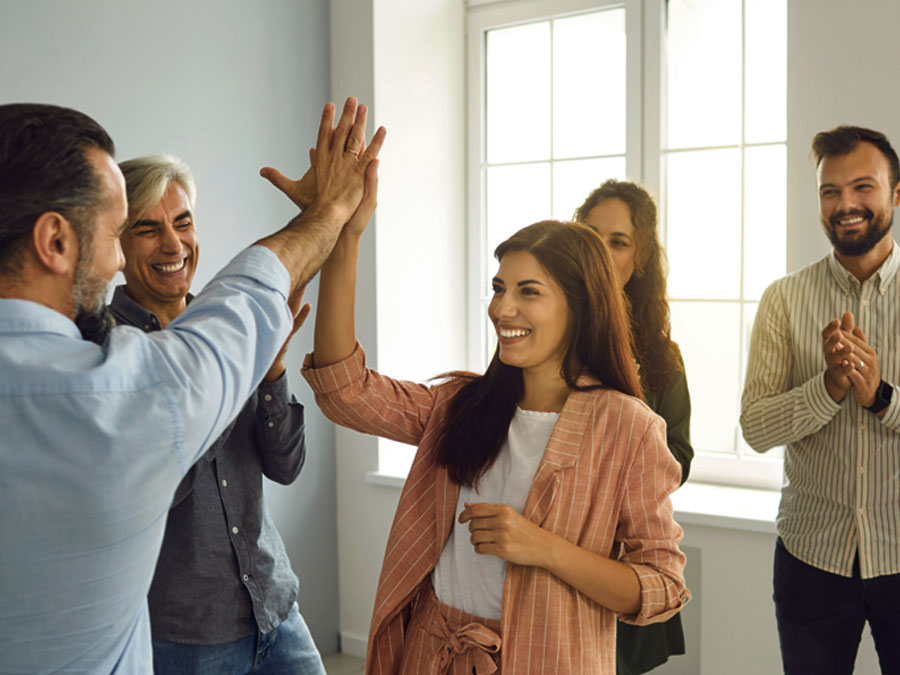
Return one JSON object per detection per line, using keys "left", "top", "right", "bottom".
{"left": 322, "top": 652, "right": 365, "bottom": 675}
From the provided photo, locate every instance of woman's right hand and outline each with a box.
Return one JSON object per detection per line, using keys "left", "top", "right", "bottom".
{"left": 343, "top": 157, "right": 379, "bottom": 239}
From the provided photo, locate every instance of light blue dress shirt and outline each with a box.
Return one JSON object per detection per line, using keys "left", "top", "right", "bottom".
{"left": 0, "top": 246, "right": 292, "bottom": 674}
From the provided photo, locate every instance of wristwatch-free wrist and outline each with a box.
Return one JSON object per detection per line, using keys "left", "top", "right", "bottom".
{"left": 865, "top": 379, "right": 893, "bottom": 414}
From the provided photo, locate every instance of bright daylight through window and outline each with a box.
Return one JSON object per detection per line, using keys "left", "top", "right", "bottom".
{"left": 381, "top": 0, "right": 787, "bottom": 487}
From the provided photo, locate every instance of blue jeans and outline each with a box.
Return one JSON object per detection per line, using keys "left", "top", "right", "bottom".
{"left": 152, "top": 602, "right": 326, "bottom": 675}
{"left": 774, "top": 537, "right": 900, "bottom": 674}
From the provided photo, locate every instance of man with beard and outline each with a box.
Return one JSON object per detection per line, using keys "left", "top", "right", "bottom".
{"left": 110, "top": 155, "right": 323, "bottom": 674}
{"left": 0, "top": 100, "right": 383, "bottom": 673}
{"left": 741, "top": 126, "right": 900, "bottom": 674}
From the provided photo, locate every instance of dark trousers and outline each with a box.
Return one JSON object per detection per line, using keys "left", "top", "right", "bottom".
{"left": 773, "top": 537, "right": 900, "bottom": 674}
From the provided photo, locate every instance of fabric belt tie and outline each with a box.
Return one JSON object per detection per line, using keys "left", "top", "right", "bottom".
{"left": 429, "top": 611, "right": 501, "bottom": 675}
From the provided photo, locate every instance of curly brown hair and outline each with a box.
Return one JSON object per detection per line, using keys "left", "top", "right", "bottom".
{"left": 574, "top": 179, "right": 681, "bottom": 394}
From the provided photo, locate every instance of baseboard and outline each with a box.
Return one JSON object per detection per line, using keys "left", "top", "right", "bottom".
{"left": 339, "top": 631, "right": 368, "bottom": 659}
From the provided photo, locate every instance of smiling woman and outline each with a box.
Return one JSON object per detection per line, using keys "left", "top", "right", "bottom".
{"left": 301, "top": 207, "right": 689, "bottom": 673}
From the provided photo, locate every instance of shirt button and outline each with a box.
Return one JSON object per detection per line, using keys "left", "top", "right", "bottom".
{"left": 242, "top": 574, "right": 249, "bottom": 582}
{"left": 267, "top": 421, "right": 275, "bottom": 428}
{"left": 264, "top": 394, "right": 273, "bottom": 402}
{"left": 221, "top": 479, "right": 228, "bottom": 487}
{"left": 232, "top": 526, "right": 239, "bottom": 534}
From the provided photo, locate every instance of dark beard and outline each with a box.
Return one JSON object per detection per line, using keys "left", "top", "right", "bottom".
{"left": 75, "top": 304, "right": 115, "bottom": 346}
{"left": 824, "top": 207, "right": 893, "bottom": 257}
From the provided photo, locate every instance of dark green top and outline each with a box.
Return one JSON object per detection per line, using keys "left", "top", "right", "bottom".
{"left": 617, "top": 347, "right": 693, "bottom": 675}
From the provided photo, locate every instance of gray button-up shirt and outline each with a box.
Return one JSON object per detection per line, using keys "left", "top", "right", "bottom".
{"left": 109, "top": 285, "right": 306, "bottom": 644}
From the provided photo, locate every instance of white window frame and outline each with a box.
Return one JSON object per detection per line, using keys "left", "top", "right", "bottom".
{"left": 465, "top": 0, "right": 786, "bottom": 490}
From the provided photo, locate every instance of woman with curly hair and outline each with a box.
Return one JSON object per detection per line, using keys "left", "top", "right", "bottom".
{"left": 575, "top": 179, "right": 694, "bottom": 675}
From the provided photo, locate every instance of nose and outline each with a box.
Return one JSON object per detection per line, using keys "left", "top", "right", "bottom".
{"left": 837, "top": 189, "right": 859, "bottom": 214}
{"left": 492, "top": 291, "right": 518, "bottom": 319}
{"left": 159, "top": 223, "right": 182, "bottom": 253}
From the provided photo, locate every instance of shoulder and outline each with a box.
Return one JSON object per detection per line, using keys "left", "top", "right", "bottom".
{"left": 577, "top": 387, "right": 663, "bottom": 434}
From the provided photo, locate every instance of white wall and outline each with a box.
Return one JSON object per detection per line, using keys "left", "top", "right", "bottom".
{"left": 329, "top": 0, "right": 467, "bottom": 654}
{"left": 0, "top": 0, "right": 340, "bottom": 654}
{"left": 329, "top": 0, "right": 900, "bottom": 670}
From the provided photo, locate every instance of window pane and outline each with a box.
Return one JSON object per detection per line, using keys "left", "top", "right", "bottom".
{"left": 745, "top": 0, "right": 787, "bottom": 143}
{"left": 486, "top": 163, "right": 551, "bottom": 278}
{"left": 553, "top": 9, "right": 625, "bottom": 159}
{"left": 552, "top": 156, "right": 626, "bottom": 221}
{"left": 666, "top": 148, "right": 742, "bottom": 299}
{"left": 670, "top": 301, "right": 741, "bottom": 454}
{"left": 744, "top": 144, "right": 786, "bottom": 299}
{"left": 667, "top": 0, "right": 742, "bottom": 149}
{"left": 487, "top": 22, "right": 551, "bottom": 163}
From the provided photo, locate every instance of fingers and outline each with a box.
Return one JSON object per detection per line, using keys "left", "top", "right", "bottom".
{"left": 317, "top": 102, "right": 336, "bottom": 152}
{"left": 259, "top": 166, "right": 292, "bottom": 195}
{"left": 841, "top": 311, "right": 855, "bottom": 333}
{"left": 361, "top": 126, "right": 387, "bottom": 166}
{"left": 821, "top": 318, "right": 841, "bottom": 340}
{"left": 294, "top": 303, "right": 313, "bottom": 331}
{"left": 333, "top": 97, "right": 360, "bottom": 153}
{"left": 344, "top": 103, "right": 368, "bottom": 156}
{"left": 458, "top": 501, "right": 502, "bottom": 523}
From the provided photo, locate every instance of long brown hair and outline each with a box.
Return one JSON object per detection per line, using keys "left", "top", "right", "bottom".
{"left": 574, "top": 179, "right": 680, "bottom": 394}
{"left": 434, "top": 220, "right": 641, "bottom": 488}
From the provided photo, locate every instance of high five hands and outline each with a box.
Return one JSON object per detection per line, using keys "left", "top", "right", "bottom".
{"left": 260, "top": 97, "right": 385, "bottom": 232}
{"left": 822, "top": 311, "right": 882, "bottom": 410}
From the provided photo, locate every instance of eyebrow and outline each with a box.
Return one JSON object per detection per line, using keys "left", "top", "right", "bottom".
{"left": 492, "top": 277, "right": 546, "bottom": 286}
{"left": 130, "top": 210, "right": 192, "bottom": 229}
{"left": 819, "top": 176, "right": 878, "bottom": 190}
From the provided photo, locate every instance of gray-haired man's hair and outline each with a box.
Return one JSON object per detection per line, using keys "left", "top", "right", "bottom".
{"left": 118, "top": 155, "right": 197, "bottom": 226}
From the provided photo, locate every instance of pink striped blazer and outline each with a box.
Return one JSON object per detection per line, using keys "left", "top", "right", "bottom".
{"left": 302, "top": 345, "right": 689, "bottom": 674}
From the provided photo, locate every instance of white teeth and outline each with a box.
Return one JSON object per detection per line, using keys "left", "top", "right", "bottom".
{"left": 500, "top": 328, "right": 531, "bottom": 338}
{"left": 840, "top": 216, "right": 864, "bottom": 225}
{"left": 153, "top": 260, "right": 186, "bottom": 273}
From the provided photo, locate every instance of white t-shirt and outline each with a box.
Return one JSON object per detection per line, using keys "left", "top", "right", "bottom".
{"left": 432, "top": 407, "right": 559, "bottom": 620}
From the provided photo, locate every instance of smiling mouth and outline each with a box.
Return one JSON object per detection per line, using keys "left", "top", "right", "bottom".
{"left": 152, "top": 259, "right": 187, "bottom": 274}
{"left": 499, "top": 327, "right": 531, "bottom": 338}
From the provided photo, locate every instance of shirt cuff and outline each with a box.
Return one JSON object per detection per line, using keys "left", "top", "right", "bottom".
{"left": 258, "top": 372, "right": 290, "bottom": 415}
{"left": 301, "top": 343, "right": 366, "bottom": 395}
{"left": 619, "top": 563, "right": 691, "bottom": 626}
{"left": 879, "top": 380, "right": 900, "bottom": 429}
{"left": 802, "top": 370, "right": 843, "bottom": 423}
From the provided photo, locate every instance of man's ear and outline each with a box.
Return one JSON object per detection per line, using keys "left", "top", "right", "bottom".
{"left": 31, "top": 212, "right": 80, "bottom": 276}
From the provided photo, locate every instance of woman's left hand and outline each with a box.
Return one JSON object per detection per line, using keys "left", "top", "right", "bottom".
{"left": 459, "top": 502, "right": 551, "bottom": 568}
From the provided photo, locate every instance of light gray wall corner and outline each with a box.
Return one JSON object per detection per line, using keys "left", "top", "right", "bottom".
{"left": 0, "top": 0, "right": 339, "bottom": 655}
{"left": 787, "top": 0, "right": 900, "bottom": 274}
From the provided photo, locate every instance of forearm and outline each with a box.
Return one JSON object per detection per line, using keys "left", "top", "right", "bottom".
{"left": 740, "top": 373, "right": 840, "bottom": 452}
{"left": 541, "top": 532, "right": 641, "bottom": 614}
{"left": 255, "top": 376, "right": 307, "bottom": 484}
{"left": 312, "top": 232, "right": 361, "bottom": 367}
{"left": 256, "top": 201, "right": 348, "bottom": 300}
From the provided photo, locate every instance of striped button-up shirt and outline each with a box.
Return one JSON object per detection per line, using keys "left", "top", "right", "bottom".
{"left": 741, "top": 241, "right": 900, "bottom": 579}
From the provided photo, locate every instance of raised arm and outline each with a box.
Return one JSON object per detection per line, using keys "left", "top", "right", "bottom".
{"left": 256, "top": 98, "right": 385, "bottom": 303}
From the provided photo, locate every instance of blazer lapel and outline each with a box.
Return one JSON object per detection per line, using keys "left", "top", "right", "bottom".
{"left": 434, "top": 464, "right": 460, "bottom": 558}
{"left": 522, "top": 386, "right": 594, "bottom": 525}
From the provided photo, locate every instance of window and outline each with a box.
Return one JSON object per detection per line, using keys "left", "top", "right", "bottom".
{"left": 467, "top": 0, "right": 787, "bottom": 488}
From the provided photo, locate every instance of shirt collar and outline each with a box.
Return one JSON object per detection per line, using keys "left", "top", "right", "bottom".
{"left": 0, "top": 298, "right": 82, "bottom": 339}
{"left": 108, "top": 285, "right": 193, "bottom": 331}
{"left": 826, "top": 239, "right": 900, "bottom": 295}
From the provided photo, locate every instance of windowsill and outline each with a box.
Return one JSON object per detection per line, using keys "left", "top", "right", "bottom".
{"left": 367, "top": 472, "right": 780, "bottom": 535}
{"left": 671, "top": 482, "right": 779, "bottom": 534}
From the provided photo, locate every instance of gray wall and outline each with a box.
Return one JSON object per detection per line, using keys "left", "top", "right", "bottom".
{"left": 0, "top": 0, "right": 339, "bottom": 654}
